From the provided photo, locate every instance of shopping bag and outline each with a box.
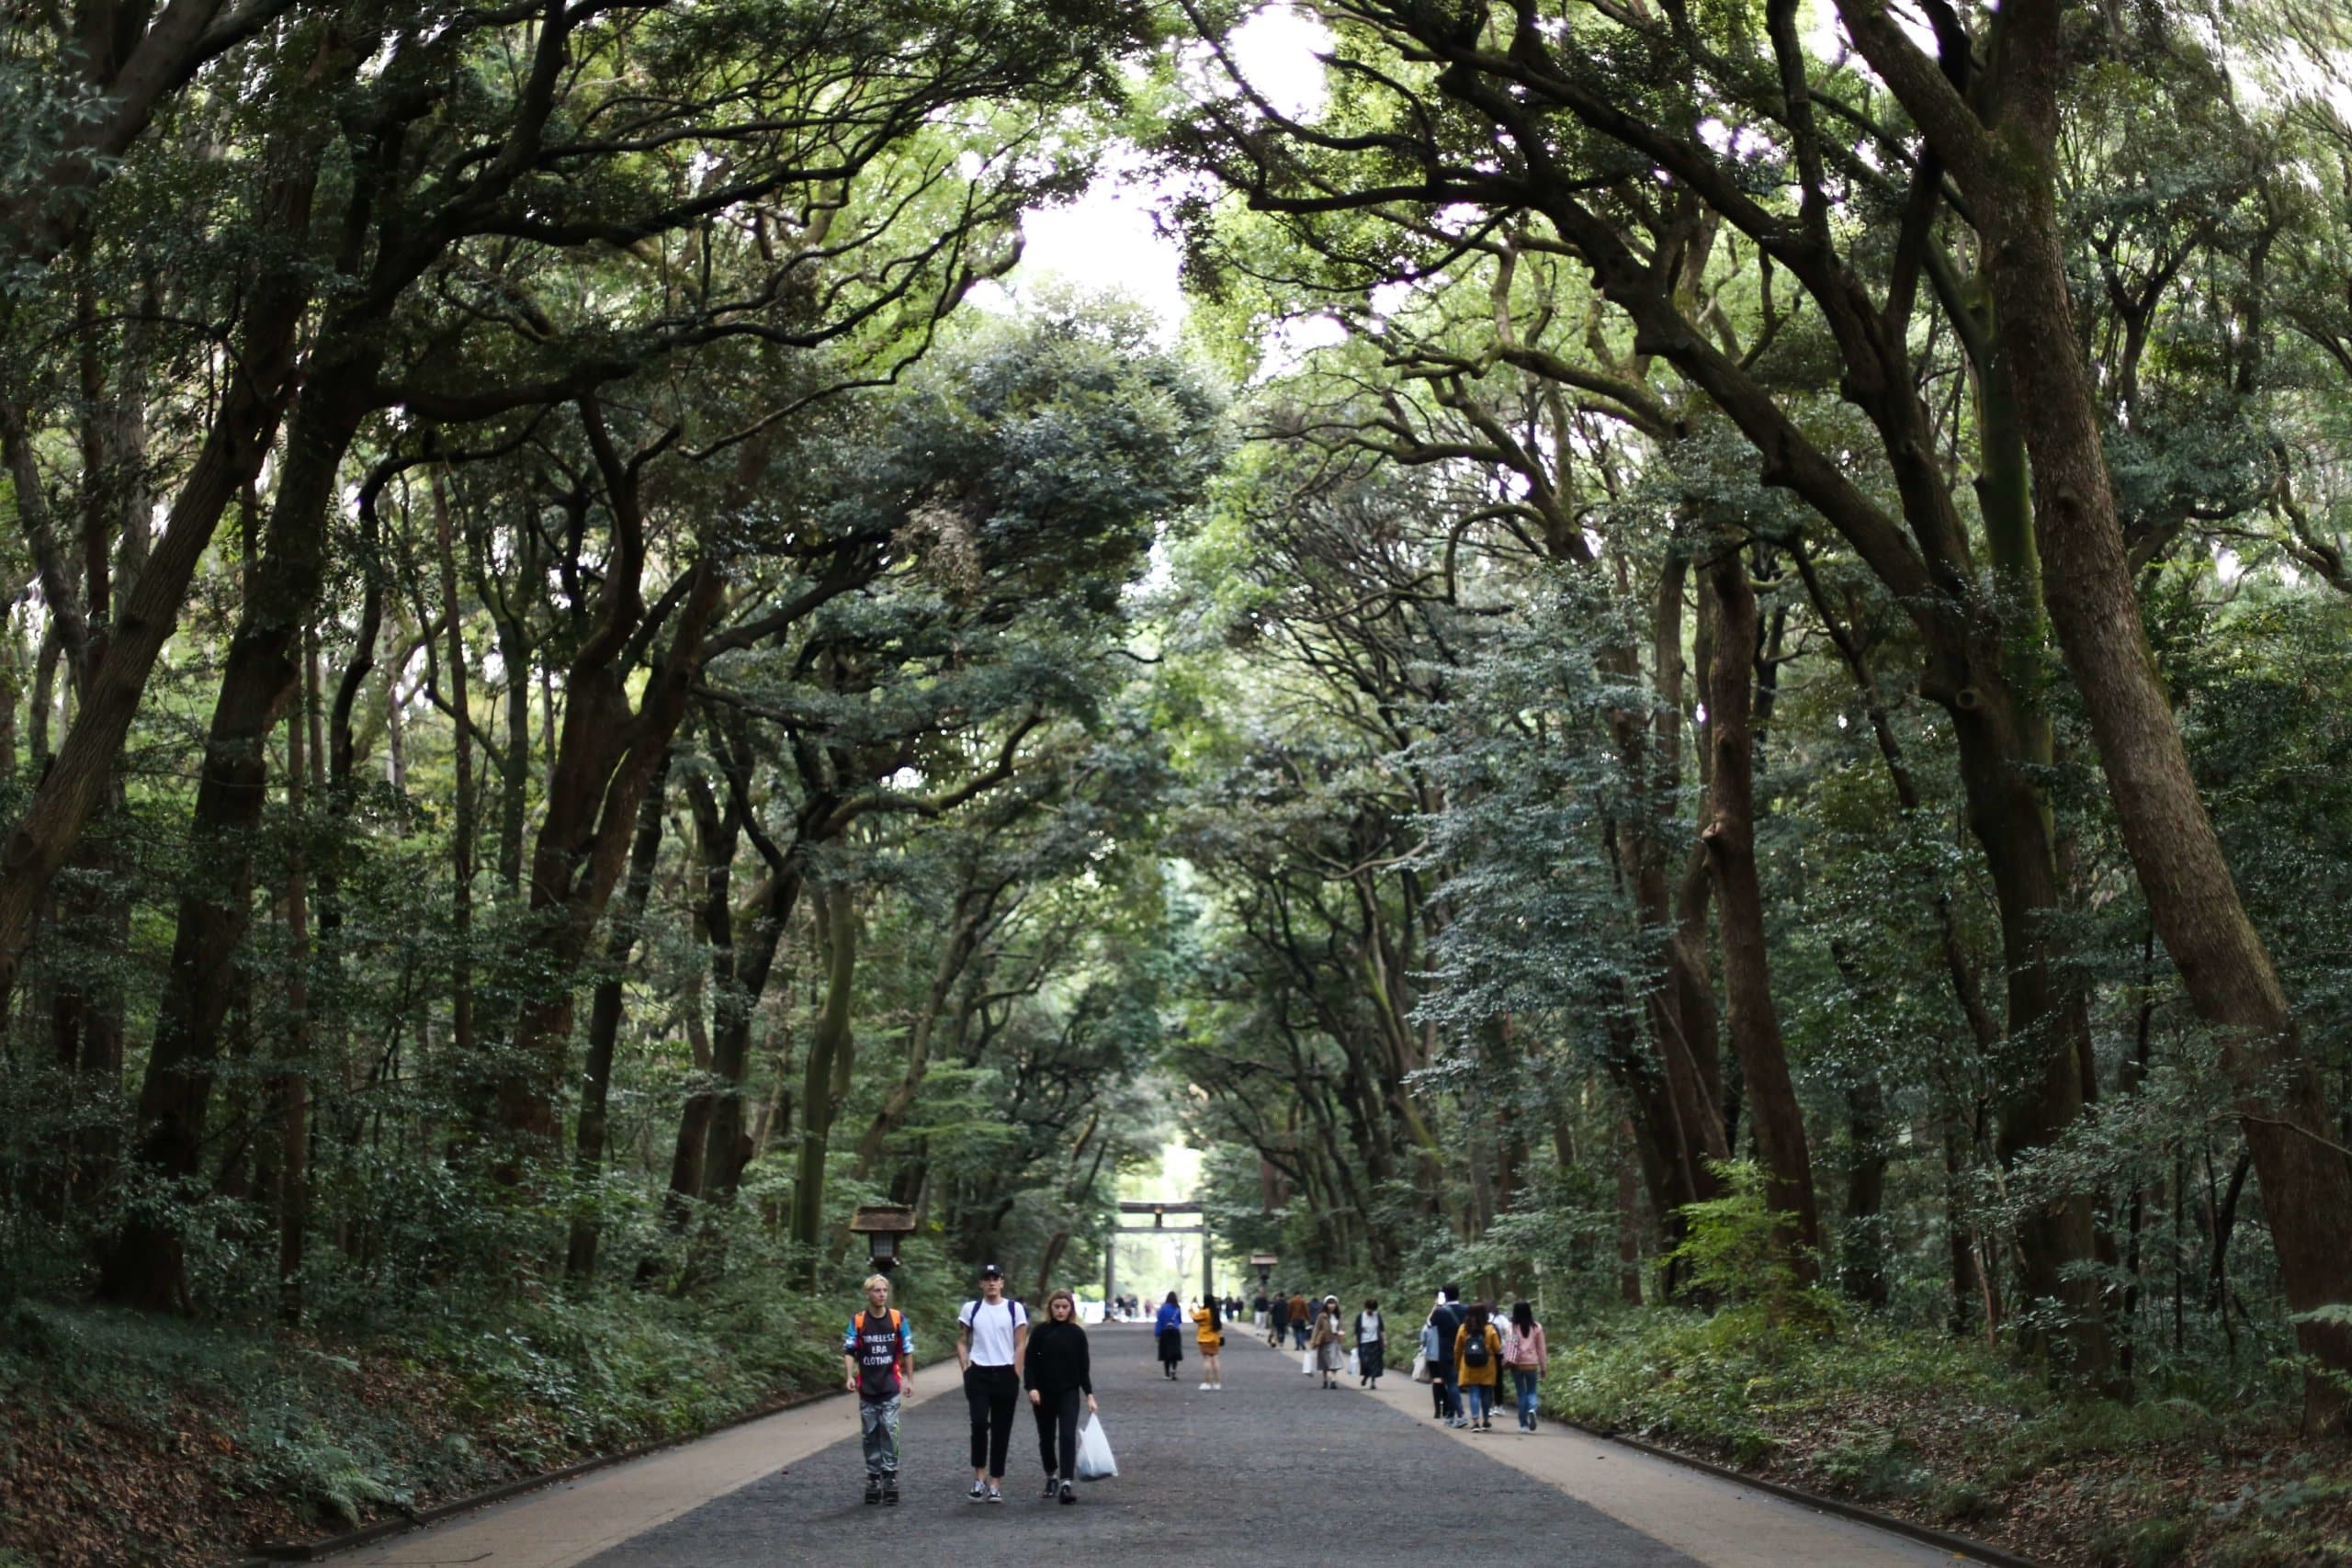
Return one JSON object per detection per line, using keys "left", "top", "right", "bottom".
{"left": 1410, "top": 1350, "right": 1433, "bottom": 1384}
{"left": 1300, "top": 1348, "right": 1315, "bottom": 1374}
{"left": 1346, "top": 1348, "right": 1360, "bottom": 1378}
{"left": 1076, "top": 1416, "right": 1117, "bottom": 1481}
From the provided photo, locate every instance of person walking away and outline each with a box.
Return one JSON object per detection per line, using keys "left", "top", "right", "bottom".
{"left": 1267, "top": 1289, "right": 1290, "bottom": 1348}
{"left": 1287, "top": 1290, "right": 1311, "bottom": 1349}
{"left": 1419, "top": 1306, "right": 1447, "bottom": 1419}
{"left": 1505, "top": 1300, "right": 1549, "bottom": 1433}
{"left": 1310, "top": 1296, "right": 1348, "bottom": 1388}
{"left": 957, "top": 1263, "right": 1029, "bottom": 1502}
{"left": 1453, "top": 1302, "right": 1503, "bottom": 1432}
{"left": 1193, "top": 1293, "right": 1226, "bottom": 1390}
{"left": 1429, "top": 1285, "right": 1467, "bottom": 1427}
{"left": 1252, "top": 1291, "right": 1270, "bottom": 1331}
{"left": 1025, "top": 1288, "right": 1096, "bottom": 1505}
{"left": 1154, "top": 1291, "right": 1186, "bottom": 1380}
{"left": 842, "top": 1274, "right": 915, "bottom": 1506}
{"left": 1352, "top": 1299, "right": 1385, "bottom": 1388}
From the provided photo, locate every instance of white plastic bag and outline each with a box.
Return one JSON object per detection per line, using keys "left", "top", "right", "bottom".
{"left": 1410, "top": 1350, "right": 1433, "bottom": 1384}
{"left": 1076, "top": 1415, "right": 1117, "bottom": 1481}
{"left": 1300, "top": 1347, "right": 1315, "bottom": 1374}
{"left": 1346, "top": 1348, "right": 1360, "bottom": 1378}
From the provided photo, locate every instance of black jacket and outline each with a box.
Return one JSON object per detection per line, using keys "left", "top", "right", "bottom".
{"left": 1429, "top": 1301, "right": 1466, "bottom": 1368}
{"left": 1024, "top": 1319, "right": 1092, "bottom": 1398}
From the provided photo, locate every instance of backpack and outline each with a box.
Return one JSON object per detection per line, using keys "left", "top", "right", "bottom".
{"left": 1463, "top": 1327, "right": 1491, "bottom": 1369}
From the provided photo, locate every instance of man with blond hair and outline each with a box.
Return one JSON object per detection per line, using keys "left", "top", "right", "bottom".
{"left": 842, "top": 1273, "right": 915, "bottom": 1505}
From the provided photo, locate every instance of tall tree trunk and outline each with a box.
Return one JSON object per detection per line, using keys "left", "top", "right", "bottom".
{"left": 789, "top": 886, "right": 858, "bottom": 1285}
{"left": 566, "top": 751, "right": 670, "bottom": 1283}
{"left": 494, "top": 405, "right": 724, "bottom": 1164}
{"left": 660, "top": 772, "right": 739, "bottom": 1226}
{"left": 1841, "top": 1076, "right": 1890, "bottom": 1311}
{"left": 96, "top": 363, "right": 362, "bottom": 1309}
{"left": 431, "top": 461, "right": 479, "bottom": 1070}
{"left": 492, "top": 594, "right": 531, "bottom": 895}
{"left": 1700, "top": 541, "right": 1819, "bottom": 1279}
{"left": 699, "top": 876, "right": 798, "bottom": 1209}
{"left": 0, "top": 194, "right": 314, "bottom": 1019}
{"left": 1839, "top": 0, "right": 2352, "bottom": 1413}
{"left": 277, "top": 652, "right": 311, "bottom": 1324}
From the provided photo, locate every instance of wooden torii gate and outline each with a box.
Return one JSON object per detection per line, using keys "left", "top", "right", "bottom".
{"left": 1104, "top": 1201, "right": 1212, "bottom": 1307}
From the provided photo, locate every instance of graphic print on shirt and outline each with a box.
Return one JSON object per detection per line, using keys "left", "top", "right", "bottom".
{"left": 846, "top": 1309, "right": 910, "bottom": 1401}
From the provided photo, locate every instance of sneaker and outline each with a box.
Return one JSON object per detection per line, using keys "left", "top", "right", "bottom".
{"left": 986, "top": 1483, "right": 1003, "bottom": 1504}
{"left": 883, "top": 1479, "right": 899, "bottom": 1506}
{"left": 865, "top": 1479, "right": 882, "bottom": 1505}
{"left": 1199, "top": 1382, "right": 1210, "bottom": 1390}
{"left": 1042, "top": 1475, "right": 1059, "bottom": 1500}
{"left": 1058, "top": 1481, "right": 1075, "bottom": 1505}
{"left": 968, "top": 1482, "right": 988, "bottom": 1503}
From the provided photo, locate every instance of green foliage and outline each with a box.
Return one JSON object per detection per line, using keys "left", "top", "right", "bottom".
{"left": 1668, "top": 1163, "right": 1838, "bottom": 1348}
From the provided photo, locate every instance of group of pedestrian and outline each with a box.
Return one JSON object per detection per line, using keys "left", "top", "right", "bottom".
{"left": 1418, "top": 1284, "right": 1547, "bottom": 1432}
{"left": 838, "top": 1263, "right": 1555, "bottom": 1513}
{"left": 841, "top": 1263, "right": 1101, "bottom": 1509}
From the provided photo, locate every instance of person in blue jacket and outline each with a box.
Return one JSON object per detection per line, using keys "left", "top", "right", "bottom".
{"left": 1153, "top": 1291, "right": 1185, "bottom": 1380}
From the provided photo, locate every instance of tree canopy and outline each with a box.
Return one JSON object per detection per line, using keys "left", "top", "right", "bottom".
{"left": 9, "top": 0, "right": 2352, "bottom": 1556}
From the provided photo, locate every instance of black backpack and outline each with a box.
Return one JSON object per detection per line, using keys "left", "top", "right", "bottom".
{"left": 1463, "top": 1328, "right": 1490, "bottom": 1369}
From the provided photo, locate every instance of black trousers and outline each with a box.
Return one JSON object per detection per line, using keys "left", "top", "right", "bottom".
{"left": 1031, "top": 1387, "right": 1081, "bottom": 1478}
{"left": 965, "top": 1364, "right": 1020, "bottom": 1476}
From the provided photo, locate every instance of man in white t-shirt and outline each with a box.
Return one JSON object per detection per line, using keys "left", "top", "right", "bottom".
{"left": 956, "top": 1262, "right": 1029, "bottom": 1503}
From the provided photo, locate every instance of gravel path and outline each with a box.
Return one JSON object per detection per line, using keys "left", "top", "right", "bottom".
{"left": 579, "top": 1323, "right": 1702, "bottom": 1567}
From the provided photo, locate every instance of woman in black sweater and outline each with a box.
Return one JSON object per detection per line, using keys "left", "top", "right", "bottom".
{"left": 1024, "top": 1288, "right": 1097, "bottom": 1503}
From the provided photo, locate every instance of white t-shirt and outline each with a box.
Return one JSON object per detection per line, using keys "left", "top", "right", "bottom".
{"left": 959, "top": 1297, "right": 1028, "bottom": 1366}
{"left": 1357, "top": 1311, "right": 1384, "bottom": 1344}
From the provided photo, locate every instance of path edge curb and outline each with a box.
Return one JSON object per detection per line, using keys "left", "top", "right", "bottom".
{"left": 229, "top": 1384, "right": 839, "bottom": 1565}
{"left": 1552, "top": 1417, "right": 2047, "bottom": 1568}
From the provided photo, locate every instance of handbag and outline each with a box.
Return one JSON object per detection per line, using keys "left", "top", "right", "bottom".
{"left": 1346, "top": 1348, "right": 1360, "bottom": 1378}
{"left": 1076, "top": 1415, "right": 1117, "bottom": 1481}
{"left": 1410, "top": 1350, "right": 1433, "bottom": 1384}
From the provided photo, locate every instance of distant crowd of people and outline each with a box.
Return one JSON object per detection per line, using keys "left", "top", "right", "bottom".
{"left": 1239, "top": 1280, "right": 1546, "bottom": 1428}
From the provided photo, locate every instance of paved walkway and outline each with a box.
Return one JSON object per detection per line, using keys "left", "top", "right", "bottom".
{"left": 329, "top": 1325, "right": 1962, "bottom": 1567}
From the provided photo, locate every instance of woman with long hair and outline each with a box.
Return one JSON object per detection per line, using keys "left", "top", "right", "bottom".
{"left": 1310, "top": 1295, "right": 1347, "bottom": 1389}
{"left": 1505, "top": 1299, "right": 1548, "bottom": 1432}
{"left": 1192, "top": 1292, "right": 1225, "bottom": 1390}
{"left": 1153, "top": 1290, "right": 1185, "bottom": 1380}
{"left": 1024, "top": 1288, "right": 1096, "bottom": 1504}
{"left": 1453, "top": 1302, "right": 1503, "bottom": 1431}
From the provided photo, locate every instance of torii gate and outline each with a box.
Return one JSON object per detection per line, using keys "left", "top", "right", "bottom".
{"left": 1104, "top": 1201, "right": 1212, "bottom": 1307}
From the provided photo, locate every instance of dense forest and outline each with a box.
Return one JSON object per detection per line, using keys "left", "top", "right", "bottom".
{"left": 6, "top": 0, "right": 2352, "bottom": 1562}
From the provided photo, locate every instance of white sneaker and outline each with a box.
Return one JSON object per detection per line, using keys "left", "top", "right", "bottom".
{"left": 1199, "top": 1382, "right": 1210, "bottom": 1390}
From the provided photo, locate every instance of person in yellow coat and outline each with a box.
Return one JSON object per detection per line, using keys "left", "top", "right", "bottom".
{"left": 1192, "top": 1295, "right": 1225, "bottom": 1390}
{"left": 1453, "top": 1301, "right": 1503, "bottom": 1431}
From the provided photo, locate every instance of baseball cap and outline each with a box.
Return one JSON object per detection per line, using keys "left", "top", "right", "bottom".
{"left": 978, "top": 1262, "right": 1004, "bottom": 1279}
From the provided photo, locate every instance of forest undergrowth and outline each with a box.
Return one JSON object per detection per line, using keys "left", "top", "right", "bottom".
{"left": 1509, "top": 1173, "right": 2352, "bottom": 1567}
{"left": 0, "top": 1250, "right": 954, "bottom": 1568}
{"left": 1546, "top": 1309, "right": 2352, "bottom": 1567}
